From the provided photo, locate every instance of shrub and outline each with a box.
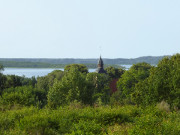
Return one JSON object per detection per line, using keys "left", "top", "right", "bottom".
{"left": 128, "top": 107, "right": 180, "bottom": 135}
{"left": 71, "top": 120, "right": 103, "bottom": 135}
{"left": 0, "top": 86, "right": 47, "bottom": 107}
{"left": 157, "top": 100, "right": 170, "bottom": 112}
{"left": 0, "top": 105, "right": 179, "bottom": 134}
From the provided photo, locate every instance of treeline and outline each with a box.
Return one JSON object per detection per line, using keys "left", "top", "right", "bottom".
{"left": 0, "top": 54, "right": 179, "bottom": 134}
{"left": 0, "top": 64, "right": 125, "bottom": 108}
{"left": 0, "top": 55, "right": 166, "bottom": 65}
{"left": 0, "top": 61, "right": 121, "bottom": 69}
{"left": 0, "top": 61, "right": 65, "bottom": 68}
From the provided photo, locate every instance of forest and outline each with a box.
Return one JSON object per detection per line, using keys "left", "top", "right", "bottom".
{"left": 0, "top": 55, "right": 165, "bottom": 65}
{"left": 0, "top": 61, "right": 121, "bottom": 69}
{"left": 0, "top": 54, "right": 179, "bottom": 134}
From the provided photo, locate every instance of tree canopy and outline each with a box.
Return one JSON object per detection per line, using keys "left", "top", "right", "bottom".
{"left": 133, "top": 54, "right": 180, "bottom": 108}
{"left": 64, "top": 64, "right": 88, "bottom": 74}
{"left": 37, "top": 70, "right": 64, "bottom": 91}
{"left": 116, "top": 62, "right": 152, "bottom": 104}
{"left": 105, "top": 66, "right": 125, "bottom": 79}
{"left": 0, "top": 64, "right": 4, "bottom": 72}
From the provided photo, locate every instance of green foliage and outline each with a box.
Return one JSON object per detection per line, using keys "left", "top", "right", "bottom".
{"left": 37, "top": 70, "right": 64, "bottom": 91}
{"left": 48, "top": 67, "right": 93, "bottom": 108}
{"left": 0, "top": 56, "right": 180, "bottom": 134}
{"left": 156, "top": 100, "right": 170, "bottom": 112}
{"left": 0, "top": 61, "right": 66, "bottom": 68}
{"left": 0, "top": 64, "right": 4, "bottom": 71}
{"left": 133, "top": 54, "right": 180, "bottom": 108}
{"left": 116, "top": 62, "right": 152, "bottom": 104}
{"left": 105, "top": 66, "right": 125, "bottom": 79}
{"left": 0, "top": 105, "right": 137, "bottom": 134}
{"left": 0, "top": 86, "right": 47, "bottom": 107}
{"left": 48, "top": 66, "right": 111, "bottom": 108}
{"left": 128, "top": 106, "right": 180, "bottom": 135}
{"left": 0, "top": 74, "right": 37, "bottom": 95}
{"left": 0, "top": 60, "right": 122, "bottom": 69}
{"left": 71, "top": 120, "right": 103, "bottom": 135}
{"left": 0, "top": 73, "right": 7, "bottom": 94}
{"left": 0, "top": 105, "right": 179, "bottom": 135}
{"left": 64, "top": 64, "right": 88, "bottom": 74}
{"left": 5, "top": 75, "right": 22, "bottom": 88}
{"left": 86, "top": 72, "right": 111, "bottom": 104}
{"left": 20, "top": 76, "right": 37, "bottom": 87}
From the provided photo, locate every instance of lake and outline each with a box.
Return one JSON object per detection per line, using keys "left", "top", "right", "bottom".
{"left": 2, "top": 65, "right": 131, "bottom": 78}
{"left": 2, "top": 68, "right": 96, "bottom": 78}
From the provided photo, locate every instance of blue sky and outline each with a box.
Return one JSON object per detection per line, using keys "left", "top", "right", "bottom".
{"left": 0, "top": 0, "right": 180, "bottom": 58}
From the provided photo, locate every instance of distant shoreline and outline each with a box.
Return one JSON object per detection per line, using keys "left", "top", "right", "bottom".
{"left": 0, "top": 56, "right": 167, "bottom": 66}
{"left": 0, "top": 55, "right": 166, "bottom": 69}
{"left": 0, "top": 61, "right": 124, "bottom": 69}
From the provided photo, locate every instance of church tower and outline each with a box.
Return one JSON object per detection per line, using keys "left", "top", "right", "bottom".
{"left": 96, "top": 56, "right": 106, "bottom": 73}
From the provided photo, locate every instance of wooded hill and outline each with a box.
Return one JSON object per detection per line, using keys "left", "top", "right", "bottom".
{"left": 0, "top": 61, "right": 121, "bottom": 69}
{"left": 0, "top": 55, "right": 167, "bottom": 65}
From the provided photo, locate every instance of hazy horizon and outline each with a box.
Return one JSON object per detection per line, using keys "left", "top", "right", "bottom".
{"left": 0, "top": 55, "right": 170, "bottom": 59}
{"left": 0, "top": 0, "right": 180, "bottom": 58}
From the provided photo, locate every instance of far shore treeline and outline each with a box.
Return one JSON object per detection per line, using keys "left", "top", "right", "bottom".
{"left": 0, "top": 61, "right": 121, "bottom": 69}
{"left": 0, "top": 54, "right": 179, "bottom": 134}
{"left": 0, "top": 55, "right": 166, "bottom": 68}
{"left": 0, "top": 55, "right": 166, "bottom": 65}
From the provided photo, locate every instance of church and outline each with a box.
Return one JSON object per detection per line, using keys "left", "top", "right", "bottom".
{"left": 96, "top": 56, "right": 118, "bottom": 93}
{"left": 96, "top": 56, "right": 106, "bottom": 74}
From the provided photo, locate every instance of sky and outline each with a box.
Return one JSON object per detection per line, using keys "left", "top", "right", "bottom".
{"left": 0, "top": 0, "right": 180, "bottom": 58}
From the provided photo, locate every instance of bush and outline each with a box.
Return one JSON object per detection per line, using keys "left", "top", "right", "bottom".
{"left": 157, "top": 100, "right": 170, "bottom": 112}
{"left": 0, "top": 86, "right": 47, "bottom": 107}
{"left": 0, "top": 105, "right": 179, "bottom": 134}
{"left": 128, "top": 106, "right": 180, "bottom": 135}
{"left": 71, "top": 120, "right": 103, "bottom": 135}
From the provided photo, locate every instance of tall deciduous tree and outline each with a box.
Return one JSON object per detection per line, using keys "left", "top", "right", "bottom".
{"left": 116, "top": 62, "right": 152, "bottom": 104}
{"left": 105, "top": 66, "right": 125, "bottom": 79}
{"left": 37, "top": 70, "right": 64, "bottom": 91}
{"left": 48, "top": 67, "right": 92, "bottom": 108}
{"left": 0, "top": 64, "right": 4, "bottom": 72}
{"left": 86, "top": 72, "right": 110, "bottom": 104}
{"left": 133, "top": 54, "right": 180, "bottom": 108}
{"left": 64, "top": 64, "right": 88, "bottom": 74}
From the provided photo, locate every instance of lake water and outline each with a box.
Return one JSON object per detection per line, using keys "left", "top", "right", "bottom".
{"left": 2, "top": 68, "right": 96, "bottom": 78}
{"left": 2, "top": 65, "right": 131, "bottom": 78}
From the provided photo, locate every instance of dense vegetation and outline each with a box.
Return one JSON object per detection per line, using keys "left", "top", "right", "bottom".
{"left": 0, "top": 54, "right": 179, "bottom": 134}
{"left": 0, "top": 105, "right": 179, "bottom": 135}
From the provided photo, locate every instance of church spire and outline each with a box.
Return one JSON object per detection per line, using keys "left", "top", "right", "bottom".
{"left": 98, "top": 55, "right": 104, "bottom": 68}
{"left": 96, "top": 56, "right": 106, "bottom": 73}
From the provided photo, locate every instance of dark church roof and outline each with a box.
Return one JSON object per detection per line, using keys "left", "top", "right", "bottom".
{"left": 96, "top": 56, "right": 106, "bottom": 73}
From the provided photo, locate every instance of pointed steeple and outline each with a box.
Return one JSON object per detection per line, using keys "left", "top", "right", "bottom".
{"left": 96, "top": 56, "right": 106, "bottom": 73}
{"left": 98, "top": 55, "right": 104, "bottom": 68}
